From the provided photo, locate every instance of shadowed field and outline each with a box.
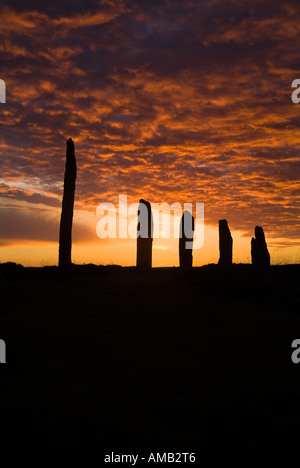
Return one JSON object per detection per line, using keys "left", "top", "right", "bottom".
{"left": 1, "top": 263, "right": 300, "bottom": 447}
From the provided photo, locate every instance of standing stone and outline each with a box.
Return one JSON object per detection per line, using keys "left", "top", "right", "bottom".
{"left": 218, "top": 219, "right": 233, "bottom": 266}
{"left": 59, "top": 138, "right": 77, "bottom": 275}
{"left": 251, "top": 226, "right": 270, "bottom": 267}
{"left": 179, "top": 210, "right": 194, "bottom": 269}
{"left": 136, "top": 199, "right": 153, "bottom": 270}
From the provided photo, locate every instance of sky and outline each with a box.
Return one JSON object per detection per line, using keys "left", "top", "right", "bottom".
{"left": 0, "top": 0, "right": 299, "bottom": 266}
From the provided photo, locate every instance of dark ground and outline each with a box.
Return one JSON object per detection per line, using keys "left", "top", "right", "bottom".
{"left": 1, "top": 262, "right": 300, "bottom": 448}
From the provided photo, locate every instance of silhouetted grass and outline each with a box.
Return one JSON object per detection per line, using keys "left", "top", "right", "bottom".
{"left": 1, "top": 263, "right": 300, "bottom": 447}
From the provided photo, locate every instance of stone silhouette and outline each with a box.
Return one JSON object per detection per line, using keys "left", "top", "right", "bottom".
{"left": 179, "top": 210, "right": 194, "bottom": 269}
{"left": 218, "top": 219, "right": 233, "bottom": 266}
{"left": 136, "top": 199, "right": 153, "bottom": 270}
{"left": 251, "top": 226, "right": 270, "bottom": 268}
{"left": 59, "top": 138, "right": 77, "bottom": 274}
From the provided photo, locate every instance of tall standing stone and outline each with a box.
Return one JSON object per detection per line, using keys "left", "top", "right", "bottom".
{"left": 179, "top": 210, "right": 194, "bottom": 269}
{"left": 251, "top": 226, "right": 270, "bottom": 268}
{"left": 59, "top": 138, "right": 77, "bottom": 274}
{"left": 136, "top": 199, "right": 153, "bottom": 270}
{"left": 218, "top": 219, "right": 233, "bottom": 266}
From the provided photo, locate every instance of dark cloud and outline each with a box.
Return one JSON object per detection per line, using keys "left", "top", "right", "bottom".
{"left": 0, "top": 204, "right": 96, "bottom": 245}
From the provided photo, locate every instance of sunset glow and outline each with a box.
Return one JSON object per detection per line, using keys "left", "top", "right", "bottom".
{"left": 1, "top": 0, "right": 299, "bottom": 266}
